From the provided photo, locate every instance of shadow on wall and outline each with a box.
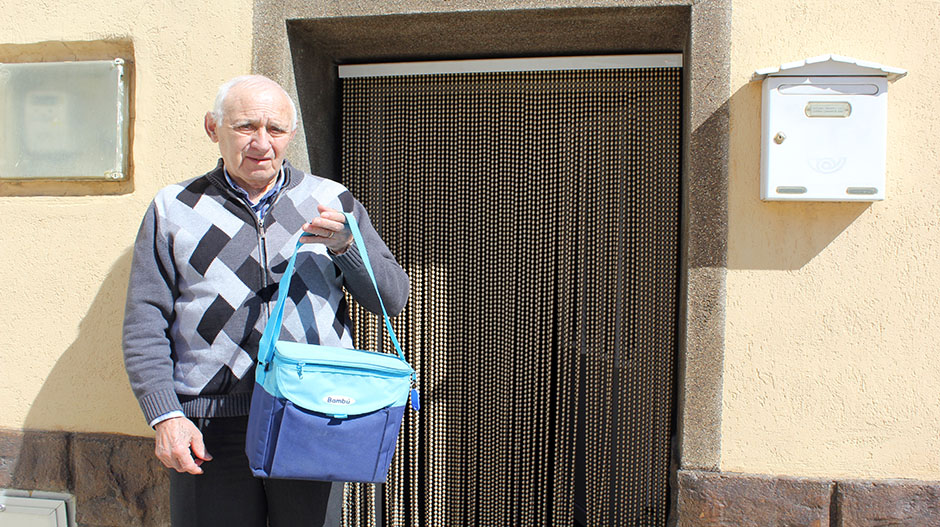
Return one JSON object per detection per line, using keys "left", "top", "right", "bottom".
{"left": 7, "top": 249, "right": 170, "bottom": 527}
{"left": 21, "top": 248, "right": 142, "bottom": 432}
{"left": 727, "top": 81, "right": 869, "bottom": 271}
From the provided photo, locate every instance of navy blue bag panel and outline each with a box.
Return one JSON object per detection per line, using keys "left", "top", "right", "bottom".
{"left": 246, "top": 384, "right": 280, "bottom": 478}
{"left": 247, "top": 385, "right": 405, "bottom": 482}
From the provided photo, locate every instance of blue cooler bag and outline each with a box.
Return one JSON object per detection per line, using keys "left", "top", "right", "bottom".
{"left": 246, "top": 212, "right": 417, "bottom": 483}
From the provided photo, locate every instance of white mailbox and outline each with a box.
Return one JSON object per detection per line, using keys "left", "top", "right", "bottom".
{"left": 753, "top": 55, "right": 906, "bottom": 201}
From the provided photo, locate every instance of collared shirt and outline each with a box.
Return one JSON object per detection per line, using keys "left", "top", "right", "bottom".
{"left": 224, "top": 168, "right": 284, "bottom": 220}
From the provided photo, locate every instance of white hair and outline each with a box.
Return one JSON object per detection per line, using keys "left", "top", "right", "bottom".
{"left": 210, "top": 75, "right": 298, "bottom": 131}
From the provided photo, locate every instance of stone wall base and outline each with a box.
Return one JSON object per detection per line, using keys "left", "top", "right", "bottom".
{"left": 677, "top": 469, "right": 940, "bottom": 527}
{"left": 5, "top": 428, "right": 940, "bottom": 527}
{"left": 0, "top": 428, "right": 168, "bottom": 527}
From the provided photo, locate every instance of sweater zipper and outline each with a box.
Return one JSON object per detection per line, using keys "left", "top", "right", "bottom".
{"left": 258, "top": 226, "right": 269, "bottom": 319}
{"left": 225, "top": 182, "right": 287, "bottom": 323}
{"left": 259, "top": 186, "right": 289, "bottom": 321}
{"left": 256, "top": 205, "right": 275, "bottom": 321}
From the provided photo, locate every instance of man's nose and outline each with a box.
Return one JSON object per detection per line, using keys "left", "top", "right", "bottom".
{"left": 250, "top": 128, "right": 272, "bottom": 150}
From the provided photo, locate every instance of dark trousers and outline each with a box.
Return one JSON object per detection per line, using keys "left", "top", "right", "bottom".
{"left": 168, "top": 416, "right": 341, "bottom": 527}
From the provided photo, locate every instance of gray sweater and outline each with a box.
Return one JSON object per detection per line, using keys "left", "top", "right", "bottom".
{"left": 122, "top": 160, "right": 409, "bottom": 424}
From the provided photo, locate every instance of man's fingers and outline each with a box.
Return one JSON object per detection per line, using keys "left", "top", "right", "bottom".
{"left": 306, "top": 215, "right": 345, "bottom": 232}
{"left": 165, "top": 441, "right": 205, "bottom": 474}
{"left": 175, "top": 453, "right": 204, "bottom": 475}
{"left": 316, "top": 204, "right": 345, "bottom": 221}
{"left": 315, "top": 206, "right": 349, "bottom": 229}
{"left": 156, "top": 449, "right": 202, "bottom": 474}
{"left": 190, "top": 432, "right": 212, "bottom": 462}
{"left": 300, "top": 205, "right": 352, "bottom": 252}
{"left": 301, "top": 215, "right": 344, "bottom": 236}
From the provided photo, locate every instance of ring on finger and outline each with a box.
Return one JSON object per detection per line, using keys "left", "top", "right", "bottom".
{"left": 327, "top": 231, "right": 334, "bottom": 239}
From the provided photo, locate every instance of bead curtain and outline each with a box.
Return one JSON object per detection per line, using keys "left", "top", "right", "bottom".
{"left": 340, "top": 64, "right": 681, "bottom": 526}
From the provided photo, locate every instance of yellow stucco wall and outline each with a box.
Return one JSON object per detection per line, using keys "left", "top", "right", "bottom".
{"left": 725, "top": 0, "right": 940, "bottom": 479}
{"left": 0, "top": 0, "right": 253, "bottom": 435}
{"left": 3, "top": 0, "right": 938, "bottom": 482}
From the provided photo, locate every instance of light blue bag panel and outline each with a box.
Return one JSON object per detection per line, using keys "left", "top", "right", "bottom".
{"left": 271, "top": 341, "right": 413, "bottom": 416}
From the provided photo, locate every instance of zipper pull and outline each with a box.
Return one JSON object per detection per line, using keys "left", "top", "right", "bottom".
{"left": 297, "top": 362, "right": 304, "bottom": 379}
{"left": 410, "top": 376, "right": 420, "bottom": 411}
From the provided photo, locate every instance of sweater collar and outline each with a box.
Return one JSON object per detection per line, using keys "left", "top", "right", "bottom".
{"left": 206, "top": 158, "right": 301, "bottom": 195}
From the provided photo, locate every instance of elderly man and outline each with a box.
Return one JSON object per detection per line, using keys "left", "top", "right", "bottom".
{"left": 122, "top": 75, "right": 409, "bottom": 526}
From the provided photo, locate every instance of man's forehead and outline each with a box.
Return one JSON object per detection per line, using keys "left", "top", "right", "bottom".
{"left": 228, "top": 113, "right": 291, "bottom": 126}
{"left": 223, "top": 85, "right": 292, "bottom": 121}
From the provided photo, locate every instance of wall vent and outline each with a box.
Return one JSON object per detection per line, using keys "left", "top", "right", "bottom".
{"left": 0, "top": 490, "right": 75, "bottom": 527}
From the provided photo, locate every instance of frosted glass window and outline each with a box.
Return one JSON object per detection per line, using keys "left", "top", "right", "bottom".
{"left": 0, "top": 59, "right": 128, "bottom": 180}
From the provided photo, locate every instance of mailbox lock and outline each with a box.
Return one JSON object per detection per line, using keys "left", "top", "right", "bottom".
{"left": 774, "top": 132, "right": 786, "bottom": 144}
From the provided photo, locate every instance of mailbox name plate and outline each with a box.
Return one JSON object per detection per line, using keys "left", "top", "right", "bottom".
{"left": 805, "top": 101, "right": 852, "bottom": 118}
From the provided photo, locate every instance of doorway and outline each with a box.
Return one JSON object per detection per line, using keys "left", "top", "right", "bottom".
{"left": 339, "top": 56, "right": 682, "bottom": 526}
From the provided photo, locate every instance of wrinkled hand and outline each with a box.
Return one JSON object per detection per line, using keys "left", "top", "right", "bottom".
{"left": 300, "top": 204, "right": 354, "bottom": 254}
{"left": 154, "top": 417, "right": 212, "bottom": 474}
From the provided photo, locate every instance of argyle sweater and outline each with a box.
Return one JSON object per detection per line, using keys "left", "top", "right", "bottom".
{"left": 122, "top": 160, "right": 409, "bottom": 424}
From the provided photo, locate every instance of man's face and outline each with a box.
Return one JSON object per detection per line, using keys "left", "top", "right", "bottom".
{"left": 206, "top": 83, "right": 296, "bottom": 194}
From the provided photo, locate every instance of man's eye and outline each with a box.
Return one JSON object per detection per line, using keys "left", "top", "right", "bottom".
{"left": 269, "top": 127, "right": 287, "bottom": 136}
{"left": 235, "top": 124, "right": 254, "bottom": 131}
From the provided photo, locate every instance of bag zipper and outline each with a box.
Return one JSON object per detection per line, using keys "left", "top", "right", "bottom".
{"left": 282, "top": 357, "right": 413, "bottom": 378}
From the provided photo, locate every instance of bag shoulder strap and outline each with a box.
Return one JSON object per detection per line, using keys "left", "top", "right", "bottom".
{"left": 257, "top": 212, "right": 407, "bottom": 370}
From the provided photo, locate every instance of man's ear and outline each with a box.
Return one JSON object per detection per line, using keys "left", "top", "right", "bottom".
{"left": 205, "top": 112, "right": 219, "bottom": 142}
